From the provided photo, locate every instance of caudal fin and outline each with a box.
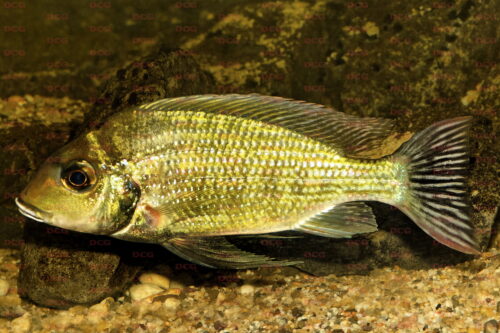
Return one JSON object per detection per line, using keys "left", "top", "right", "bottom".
{"left": 393, "top": 116, "right": 481, "bottom": 254}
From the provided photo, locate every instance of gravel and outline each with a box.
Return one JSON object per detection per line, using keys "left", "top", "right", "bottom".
{"left": 0, "top": 248, "right": 498, "bottom": 332}
{"left": 1, "top": 94, "right": 498, "bottom": 331}
{"left": 0, "top": 280, "right": 9, "bottom": 297}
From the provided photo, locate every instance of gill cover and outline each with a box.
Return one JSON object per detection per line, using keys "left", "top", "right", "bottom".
{"left": 94, "top": 174, "right": 141, "bottom": 235}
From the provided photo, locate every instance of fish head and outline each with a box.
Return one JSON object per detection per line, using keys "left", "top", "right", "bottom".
{"left": 15, "top": 135, "right": 140, "bottom": 235}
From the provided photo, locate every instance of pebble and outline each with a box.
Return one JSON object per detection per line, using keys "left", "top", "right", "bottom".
{"left": 215, "top": 292, "right": 226, "bottom": 306}
{"left": 24, "top": 94, "right": 34, "bottom": 103}
{"left": 484, "top": 319, "right": 499, "bottom": 333}
{"left": 89, "top": 299, "right": 110, "bottom": 314}
{"left": 10, "top": 313, "right": 31, "bottom": 333}
{"left": 128, "top": 283, "right": 164, "bottom": 301}
{"left": 0, "top": 280, "right": 9, "bottom": 296}
{"left": 163, "top": 297, "right": 181, "bottom": 311}
{"left": 240, "top": 284, "right": 255, "bottom": 296}
{"left": 7, "top": 96, "right": 26, "bottom": 105}
{"left": 138, "top": 272, "right": 170, "bottom": 289}
{"left": 88, "top": 301, "right": 110, "bottom": 324}
{"left": 0, "top": 294, "right": 21, "bottom": 307}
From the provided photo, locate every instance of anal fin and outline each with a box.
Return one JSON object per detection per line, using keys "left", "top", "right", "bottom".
{"left": 163, "top": 236, "right": 302, "bottom": 269}
{"left": 294, "top": 202, "right": 378, "bottom": 238}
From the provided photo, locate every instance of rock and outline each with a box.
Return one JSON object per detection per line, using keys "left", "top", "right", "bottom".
{"left": 0, "top": 295, "right": 21, "bottom": 307}
{"left": 165, "top": 288, "right": 182, "bottom": 296}
{"left": 240, "top": 284, "right": 255, "bottom": 296}
{"left": 0, "top": 280, "right": 9, "bottom": 296}
{"left": 24, "top": 95, "right": 34, "bottom": 103}
{"left": 215, "top": 292, "right": 226, "bottom": 306}
{"left": 10, "top": 313, "right": 31, "bottom": 333}
{"left": 76, "top": 48, "right": 215, "bottom": 137}
{"left": 484, "top": 319, "right": 499, "bottom": 333}
{"left": 138, "top": 272, "right": 170, "bottom": 290}
{"left": 128, "top": 284, "right": 164, "bottom": 302}
{"left": 0, "top": 294, "right": 25, "bottom": 319}
{"left": 18, "top": 221, "right": 142, "bottom": 309}
{"left": 6, "top": 96, "right": 26, "bottom": 105}
{"left": 88, "top": 298, "right": 111, "bottom": 324}
{"left": 163, "top": 297, "right": 181, "bottom": 311}
{"left": 190, "top": 0, "right": 498, "bottom": 275}
{"left": 15, "top": 48, "right": 215, "bottom": 308}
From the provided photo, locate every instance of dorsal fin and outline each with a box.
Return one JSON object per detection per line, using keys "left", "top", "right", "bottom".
{"left": 138, "top": 94, "right": 398, "bottom": 158}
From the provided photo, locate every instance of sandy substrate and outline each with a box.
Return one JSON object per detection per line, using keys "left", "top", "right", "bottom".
{"left": 0, "top": 248, "right": 498, "bottom": 333}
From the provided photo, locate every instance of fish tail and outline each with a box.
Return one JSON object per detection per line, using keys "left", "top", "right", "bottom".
{"left": 392, "top": 116, "right": 481, "bottom": 254}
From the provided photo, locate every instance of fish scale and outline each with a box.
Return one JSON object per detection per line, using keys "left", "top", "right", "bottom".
{"left": 16, "top": 94, "right": 481, "bottom": 269}
{"left": 108, "top": 111, "right": 400, "bottom": 237}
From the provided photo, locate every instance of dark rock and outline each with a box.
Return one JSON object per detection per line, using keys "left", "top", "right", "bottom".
{"left": 16, "top": 49, "right": 215, "bottom": 308}
{"left": 484, "top": 319, "right": 499, "bottom": 333}
{"left": 207, "top": 0, "right": 498, "bottom": 276}
{"left": 18, "top": 221, "right": 141, "bottom": 308}
{"left": 362, "top": 323, "right": 373, "bottom": 331}
{"left": 291, "top": 307, "right": 305, "bottom": 318}
{"left": 77, "top": 47, "right": 215, "bottom": 138}
{"left": 213, "top": 320, "right": 226, "bottom": 331}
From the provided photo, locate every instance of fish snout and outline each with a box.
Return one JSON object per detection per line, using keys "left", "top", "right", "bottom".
{"left": 15, "top": 197, "right": 52, "bottom": 223}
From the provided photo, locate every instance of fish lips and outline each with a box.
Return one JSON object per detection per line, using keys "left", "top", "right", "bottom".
{"left": 15, "top": 197, "right": 52, "bottom": 223}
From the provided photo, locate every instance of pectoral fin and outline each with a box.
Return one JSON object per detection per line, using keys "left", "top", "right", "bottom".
{"left": 294, "top": 202, "right": 378, "bottom": 238}
{"left": 163, "top": 236, "right": 302, "bottom": 269}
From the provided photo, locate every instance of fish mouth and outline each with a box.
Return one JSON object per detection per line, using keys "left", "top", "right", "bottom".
{"left": 15, "top": 198, "right": 52, "bottom": 223}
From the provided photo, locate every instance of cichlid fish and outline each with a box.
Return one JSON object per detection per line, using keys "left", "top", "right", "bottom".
{"left": 15, "top": 94, "right": 481, "bottom": 268}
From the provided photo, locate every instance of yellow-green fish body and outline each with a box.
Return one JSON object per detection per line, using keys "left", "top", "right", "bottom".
{"left": 16, "top": 94, "right": 480, "bottom": 268}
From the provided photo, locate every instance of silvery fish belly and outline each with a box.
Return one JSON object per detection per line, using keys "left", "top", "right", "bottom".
{"left": 15, "top": 94, "right": 481, "bottom": 268}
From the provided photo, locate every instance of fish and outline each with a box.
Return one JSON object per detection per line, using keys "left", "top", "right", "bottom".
{"left": 15, "top": 94, "right": 481, "bottom": 269}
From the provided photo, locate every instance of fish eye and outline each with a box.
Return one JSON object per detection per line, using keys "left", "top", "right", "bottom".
{"left": 68, "top": 170, "right": 88, "bottom": 187}
{"left": 61, "top": 160, "right": 96, "bottom": 191}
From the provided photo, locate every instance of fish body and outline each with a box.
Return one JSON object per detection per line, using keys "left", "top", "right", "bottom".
{"left": 16, "top": 94, "right": 480, "bottom": 268}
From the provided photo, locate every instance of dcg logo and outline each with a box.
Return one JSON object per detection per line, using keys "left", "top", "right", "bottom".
{"left": 46, "top": 227, "right": 68, "bottom": 234}
{"left": 175, "top": 263, "right": 197, "bottom": 270}
{"left": 260, "top": 239, "right": 283, "bottom": 247}
{"left": 132, "top": 251, "right": 154, "bottom": 258}
{"left": 303, "top": 251, "right": 326, "bottom": 258}
{"left": 89, "top": 239, "right": 111, "bottom": 246}
{"left": 390, "top": 227, "right": 412, "bottom": 235}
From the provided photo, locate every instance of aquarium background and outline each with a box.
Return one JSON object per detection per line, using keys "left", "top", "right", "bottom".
{"left": 0, "top": 0, "right": 498, "bottom": 332}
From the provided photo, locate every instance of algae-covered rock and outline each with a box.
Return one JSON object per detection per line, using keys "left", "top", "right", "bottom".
{"left": 14, "top": 49, "right": 216, "bottom": 308}
{"left": 18, "top": 221, "right": 141, "bottom": 308}
{"left": 78, "top": 47, "right": 215, "bottom": 135}
{"left": 179, "top": 0, "right": 498, "bottom": 275}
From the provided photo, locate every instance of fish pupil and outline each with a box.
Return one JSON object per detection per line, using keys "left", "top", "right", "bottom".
{"left": 68, "top": 170, "right": 87, "bottom": 187}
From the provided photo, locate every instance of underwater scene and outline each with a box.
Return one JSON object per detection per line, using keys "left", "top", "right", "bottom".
{"left": 0, "top": 0, "right": 498, "bottom": 332}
